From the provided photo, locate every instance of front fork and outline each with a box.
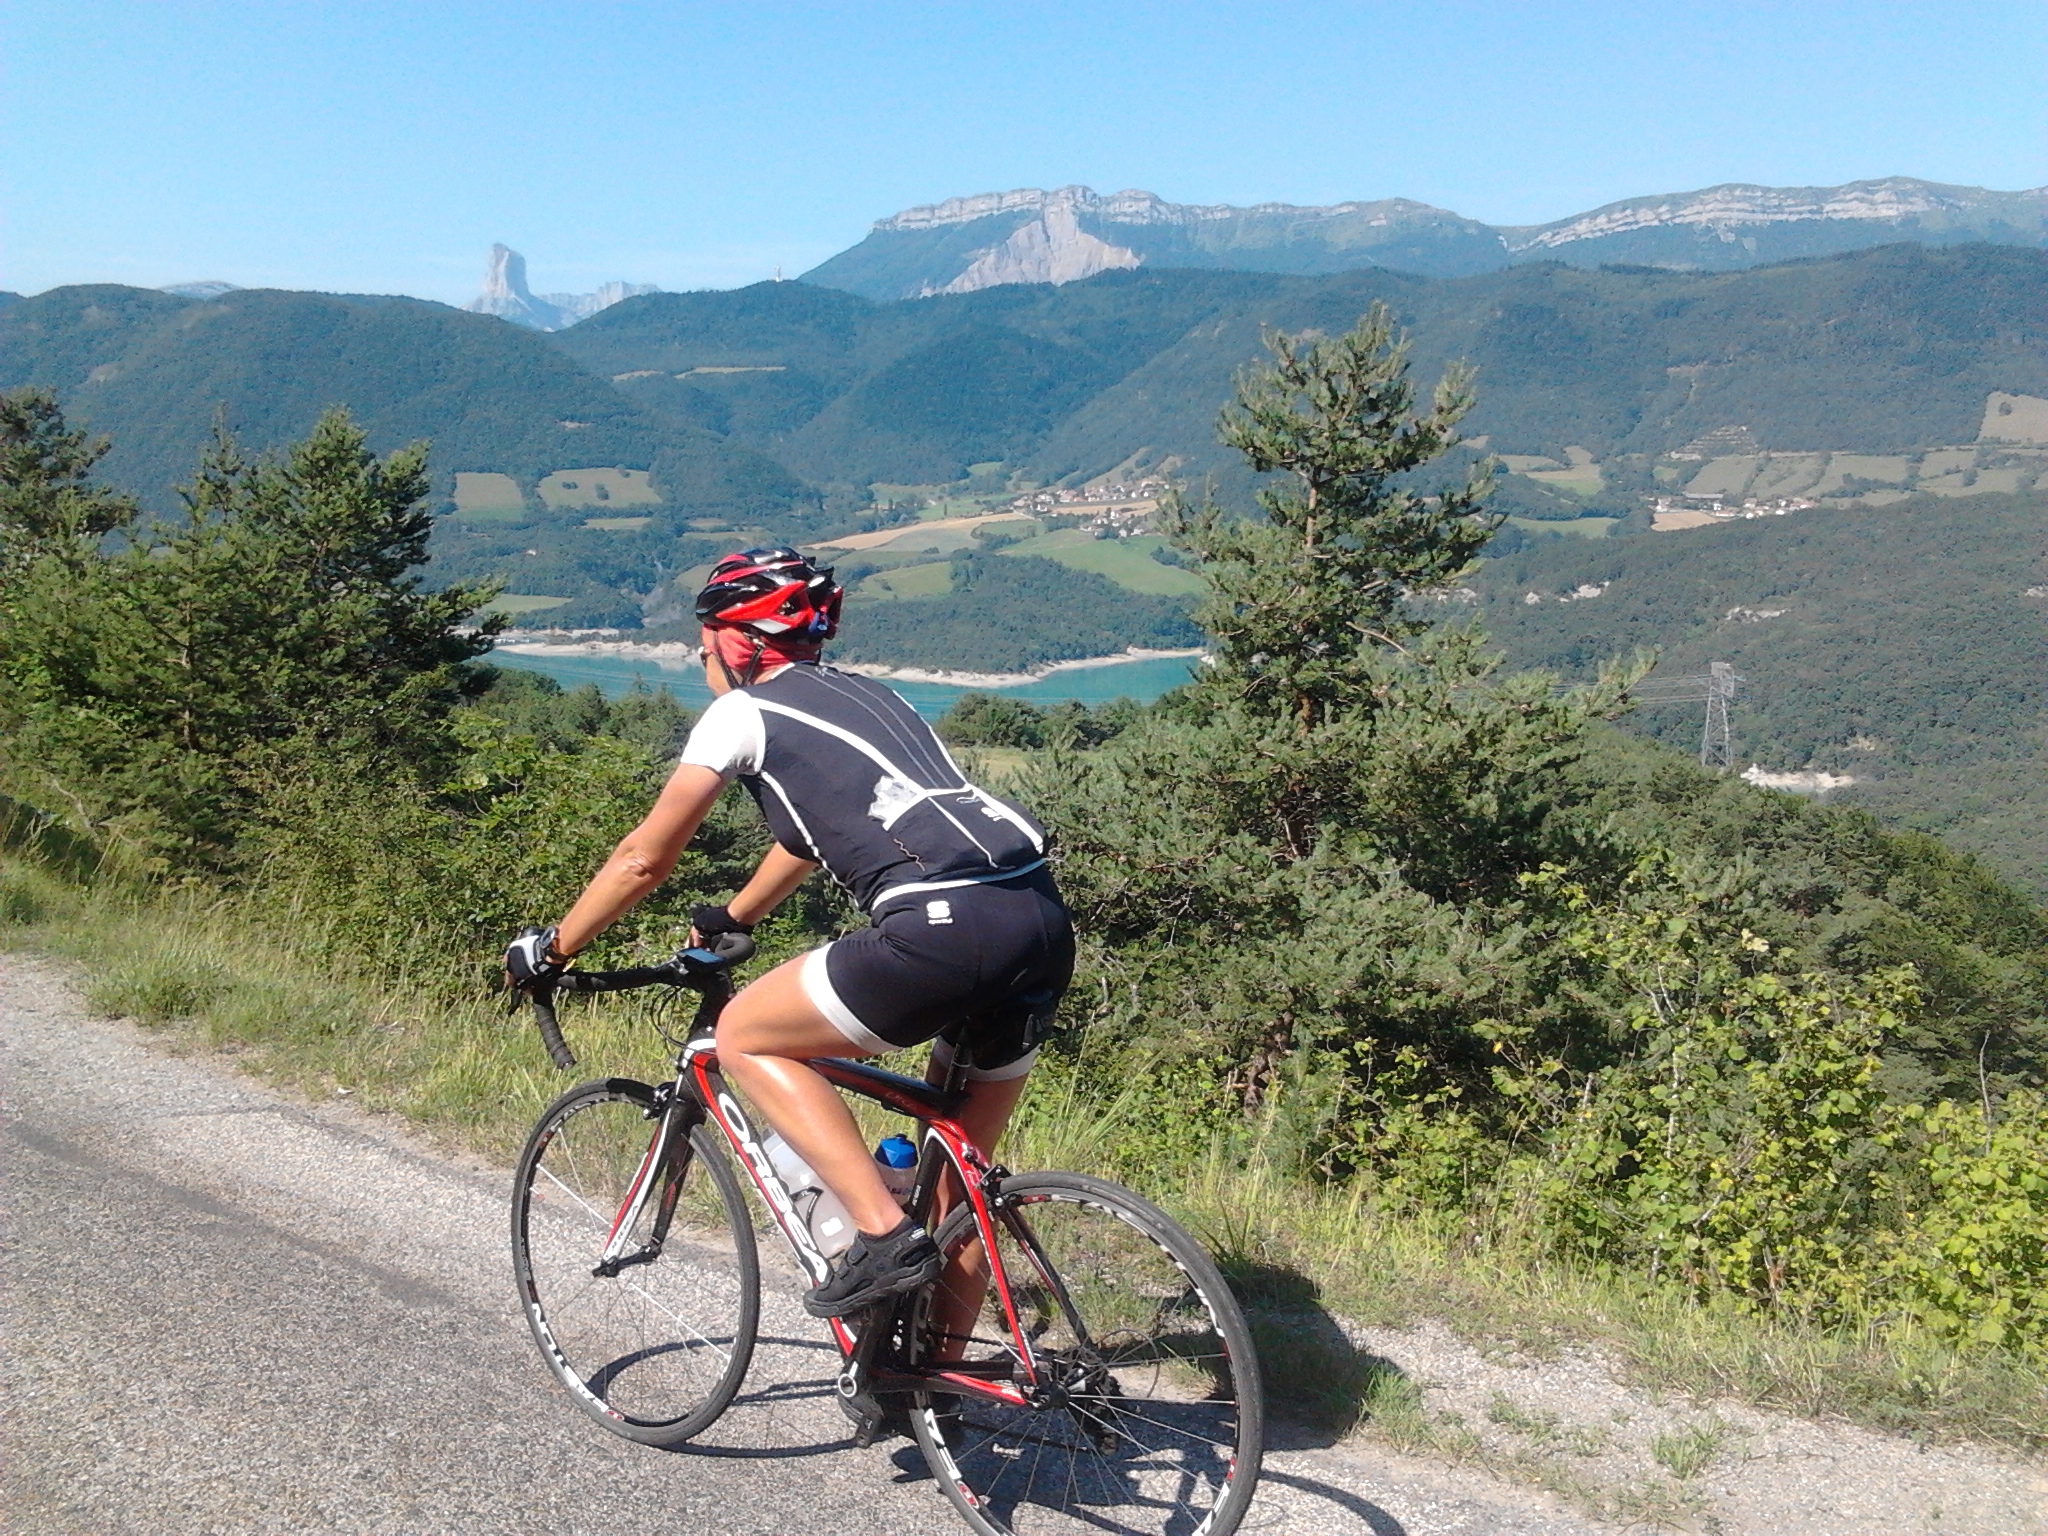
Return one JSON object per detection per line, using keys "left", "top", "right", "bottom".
{"left": 595, "top": 1087, "right": 698, "bottom": 1276}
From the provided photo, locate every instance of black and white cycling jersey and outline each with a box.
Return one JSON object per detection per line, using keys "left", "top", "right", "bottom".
{"left": 678, "top": 663, "right": 1047, "bottom": 910}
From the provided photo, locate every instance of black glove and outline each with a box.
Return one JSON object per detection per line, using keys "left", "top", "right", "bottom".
{"left": 690, "top": 904, "right": 756, "bottom": 939}
{"left": 505, "top": 925, "right": 575, "bottom": 994}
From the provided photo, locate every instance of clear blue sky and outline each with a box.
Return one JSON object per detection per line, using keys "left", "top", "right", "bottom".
{"left": 4, "top": 0, "right": 2041, "bottom": 302}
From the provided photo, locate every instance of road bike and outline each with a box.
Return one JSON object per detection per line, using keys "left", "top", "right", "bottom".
{"left": 509, "top": 933, "right": 1265, "bottom": 1536}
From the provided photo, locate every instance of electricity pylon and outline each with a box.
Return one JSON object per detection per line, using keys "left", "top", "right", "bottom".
{"left": 1628, "top": 662, "right": 1742, "bottom": 772}
{"left": 1700, "top": 662, "right": 1737, "bottom": 771}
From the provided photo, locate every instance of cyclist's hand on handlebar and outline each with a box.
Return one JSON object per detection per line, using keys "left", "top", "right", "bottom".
{"left": 504, "top": 925, "right": 577, "bottom": 996}
{"left": 688, "top": 903, "right": 755, "bottom": 949}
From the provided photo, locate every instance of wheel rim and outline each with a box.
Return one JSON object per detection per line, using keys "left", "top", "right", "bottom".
{"left": 916, "top": 1186, "right": 1252, "bottom": 1536}
{"left": 516, "top": 1092, "right": 751, "bottom": 1430}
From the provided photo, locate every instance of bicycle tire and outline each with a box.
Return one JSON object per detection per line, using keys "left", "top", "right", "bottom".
{"left": 908, "top": 1170, "right": 1264, "bottom": 1536}
{"left": 511, "top": 1078, "right": 759, "bottom": 1445}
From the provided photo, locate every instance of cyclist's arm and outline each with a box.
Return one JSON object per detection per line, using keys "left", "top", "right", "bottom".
{"left": 726, "top": 843, "right": 820, "bottom": 928}
{"left": 554, "top": 763, "right": 726, "bottom": 955}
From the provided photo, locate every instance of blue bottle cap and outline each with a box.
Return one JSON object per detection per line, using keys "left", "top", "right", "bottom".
{"left": 876, "top": 1134, "right": 917, "bottom": 1169}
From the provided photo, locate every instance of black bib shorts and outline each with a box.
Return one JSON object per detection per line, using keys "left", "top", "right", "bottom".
{"left": 798, "top": 868, "right": 1074, "bottom": 1081}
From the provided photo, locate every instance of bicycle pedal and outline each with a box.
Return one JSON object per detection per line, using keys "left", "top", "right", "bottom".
{"left": 837, "top": 1389, "right": 908, "bottom": 1446}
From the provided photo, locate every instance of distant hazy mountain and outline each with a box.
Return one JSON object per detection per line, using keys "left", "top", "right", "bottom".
{"left": 160, "top": 280, "right": 242, "bottom": 300}
{"left": 803, "top": 178, "right": 2048, "bottom": 300}
{"left": 466, "top": 244, "right": 659, "bottom": 331}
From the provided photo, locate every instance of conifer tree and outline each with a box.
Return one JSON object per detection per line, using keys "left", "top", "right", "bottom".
{"left": 0, "top": 400, "right": 500, "bottom": 862}
{"left": 1166, "top": 304, "right": 1499, "bottom": 726}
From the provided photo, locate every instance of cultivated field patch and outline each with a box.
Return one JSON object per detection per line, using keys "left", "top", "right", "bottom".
{"left": 996, "top": 529, "right": 1207, "bottom": 596}
{"left": 452, "top": 472, "right": 528, "bottom": 520}
{"left": 855, "top": 561, "right": 955, "bottom": 601}
{"left": 819, "top": 510, "right": 1034, "bottom": 553}
{"left": 537, "top": 467, "right": 661, "bottom": 511}
{"left": 1684, "top": 456, "right": 1761, "bottom": 498}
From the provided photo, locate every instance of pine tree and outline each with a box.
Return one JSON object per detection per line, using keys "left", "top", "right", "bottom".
{"left": 0, "top": 401, "right": 500, "bottom": 863}
{"left": 1165, "top": 304, "right": 1499, "bottom": 726}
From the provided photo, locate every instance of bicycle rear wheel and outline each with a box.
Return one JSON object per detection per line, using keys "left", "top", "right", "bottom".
{"left": 512, "top": 1078, "right": 759, "bottom": 1445}
{"left": 909, "top": 1171, "right": 1263, "bottom": 1536}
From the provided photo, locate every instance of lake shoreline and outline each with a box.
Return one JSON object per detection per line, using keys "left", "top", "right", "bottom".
{"left": 492, "top": 632, "right": 1205, "bottom": 690}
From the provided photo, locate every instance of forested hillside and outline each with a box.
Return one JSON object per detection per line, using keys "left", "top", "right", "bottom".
{"left": 0, "top": 284, "right": 802, "bottom": 520}
{"left": 1473, "top": 491, "right": 2048, "bottom": 895}
{"left": 19, "top": 244, "right": 2040, "bottom": 526}
{"left": 559, "top": 244, "right": 2048, "bottom": 491}
{"left": 8, "top": 247, "right": 2046, "bottom": 634}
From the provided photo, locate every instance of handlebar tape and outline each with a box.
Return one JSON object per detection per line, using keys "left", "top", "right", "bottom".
{"left": 531, "top": 987, "right": 577, "bottom": 1070}
{"left": 526, "top": 931, "right": 756, "bottom": 1070}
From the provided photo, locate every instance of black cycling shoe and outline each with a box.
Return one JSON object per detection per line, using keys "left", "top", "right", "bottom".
{"left": 803, "top": 1218, "right": 941, "bottom": 1318}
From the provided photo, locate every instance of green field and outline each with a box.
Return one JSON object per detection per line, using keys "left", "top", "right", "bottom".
{"left": 537, "top": 467, "right": 661, "bottom": 510}
{"left": 582, "top": 516, "right": 653, "bottom": 531}
{"left": 857, "top": 561, "right": 955, "bottom": 600}
{"left": 996, "top": 529, "right": 1208, "bottom": 596}
{"left": 918, "top": 493, "right": 1014, "bottom": 521}
{"left": 1523, "top": 468, "right": 1604, "bottom": 498}
{"left": 451, "top": 471, "right": 528, "bottom": 520}
{"left": 1504, "top": 515, "right": 1618, "bottom": 539}
{"left": 483, "top": 593, "right": 573, "bottom": 616}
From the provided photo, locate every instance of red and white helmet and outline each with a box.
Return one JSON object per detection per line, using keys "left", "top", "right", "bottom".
{"left": 693, "top": 547, "right": 842, "bottom": 641}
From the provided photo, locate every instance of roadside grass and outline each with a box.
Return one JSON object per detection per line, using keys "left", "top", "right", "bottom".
{"left": 6, "top": 851, "right": 2047, "bottom": 1462}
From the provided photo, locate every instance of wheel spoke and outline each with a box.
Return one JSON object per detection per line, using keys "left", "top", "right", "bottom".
{"left": 513, "top": 1088, "right": 759, "bottom": 1446}
{"left": 911, "top": 1173, "right": 1262, "bottom": 1536}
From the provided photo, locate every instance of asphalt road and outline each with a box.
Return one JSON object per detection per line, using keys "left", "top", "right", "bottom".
{"left": 0, "top": 953, "right": 1615, "bottom": 1535}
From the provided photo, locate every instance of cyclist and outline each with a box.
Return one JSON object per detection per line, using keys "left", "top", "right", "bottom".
{"left": 505, "top": 547, "right": 1074, "bottom": 1321}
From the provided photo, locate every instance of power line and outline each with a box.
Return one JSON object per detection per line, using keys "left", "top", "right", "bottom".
{"left": 1700, "top": 661, "right": 1738, "bottom": 771}
{"left": 1624, "top": 664, "right": 1742, "bottom": 771}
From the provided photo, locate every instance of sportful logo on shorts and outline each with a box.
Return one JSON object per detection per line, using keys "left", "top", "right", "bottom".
{"left": 925, "top": 900, "right": 953, "bottom": 926}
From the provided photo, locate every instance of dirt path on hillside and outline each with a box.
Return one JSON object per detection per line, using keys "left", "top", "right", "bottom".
{"left": 2, "top": 950, "right": 2042, "bottom": 1535}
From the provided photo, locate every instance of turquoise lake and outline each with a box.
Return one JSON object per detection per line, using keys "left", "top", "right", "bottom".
{"left": 488, "top": 649, "right": 1202, "bottom": 719}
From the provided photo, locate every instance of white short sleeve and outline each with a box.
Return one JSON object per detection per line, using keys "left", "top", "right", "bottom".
{"left": 677, "top": 690, "right": 766, "bottom": 779}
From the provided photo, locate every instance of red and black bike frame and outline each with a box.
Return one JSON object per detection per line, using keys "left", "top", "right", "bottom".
{"left": 531, "top": 945, "right": 1056, "bottom": 1413}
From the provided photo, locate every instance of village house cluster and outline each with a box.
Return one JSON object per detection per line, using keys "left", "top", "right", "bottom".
{"left": 1652, "top": 493, "right": 1820, "bottom": 522}
{"left": 1002, "top": 478, "right": 1171, "bottom": 535}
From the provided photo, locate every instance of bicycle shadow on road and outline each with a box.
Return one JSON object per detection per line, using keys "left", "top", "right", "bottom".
{"left": 1222, "top": 1258, "right": 1413, "bottom": 1451}
{"left": 652, "top": 1332, "right": 852, "bottom": 1461}
{"left": 1257, "top": 1468, "right": 1410, "bottom": 1535}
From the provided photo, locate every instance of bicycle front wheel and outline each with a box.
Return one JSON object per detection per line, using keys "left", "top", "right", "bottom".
{"left": 512, "top": 1079, "right": 759, "bottom": 1445}
{"left": 910, "top": 1171, "right": 1264, "bottom": 1536}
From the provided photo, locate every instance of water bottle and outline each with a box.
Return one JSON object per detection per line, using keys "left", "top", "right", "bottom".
{"left": 761, "top": 1132, "right": 856, "bottom": 1258}
{"left": 876, "top": 1134, "right": 918, "bottom": 1206}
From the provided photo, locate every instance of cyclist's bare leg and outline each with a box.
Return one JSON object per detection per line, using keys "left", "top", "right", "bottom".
{"left": 715, "top": 956, "right": 905, "bottom": 1238}
{"left": 922, "top": 1067, "right": 1030, "bottom": 1363}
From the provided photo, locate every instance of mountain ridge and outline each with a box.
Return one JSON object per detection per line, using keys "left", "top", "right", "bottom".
{"left": 466, "top": 244, "right": 658, "bottom": 331}
{"left": 805, "top": 177, "right": 2048, "bottom": 300}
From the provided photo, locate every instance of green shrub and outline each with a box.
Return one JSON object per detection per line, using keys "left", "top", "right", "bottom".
{"left": 1519, "top": 863, "right": 1907, "bottom": 1315}
{"left": 1885, "top": 1092, "right": 2048, "bottom": 1357}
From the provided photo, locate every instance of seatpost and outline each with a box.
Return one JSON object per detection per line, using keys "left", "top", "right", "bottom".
{"left": 931, "top": 1039, "right": 975, "bottom": 1099}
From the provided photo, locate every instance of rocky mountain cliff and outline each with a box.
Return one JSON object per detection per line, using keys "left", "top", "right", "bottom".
{"left": 466, "top": 244, "right": 658, "bottom": 330}
{"left": 804, "top": 178, "right": 2048, "bottom": 300}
